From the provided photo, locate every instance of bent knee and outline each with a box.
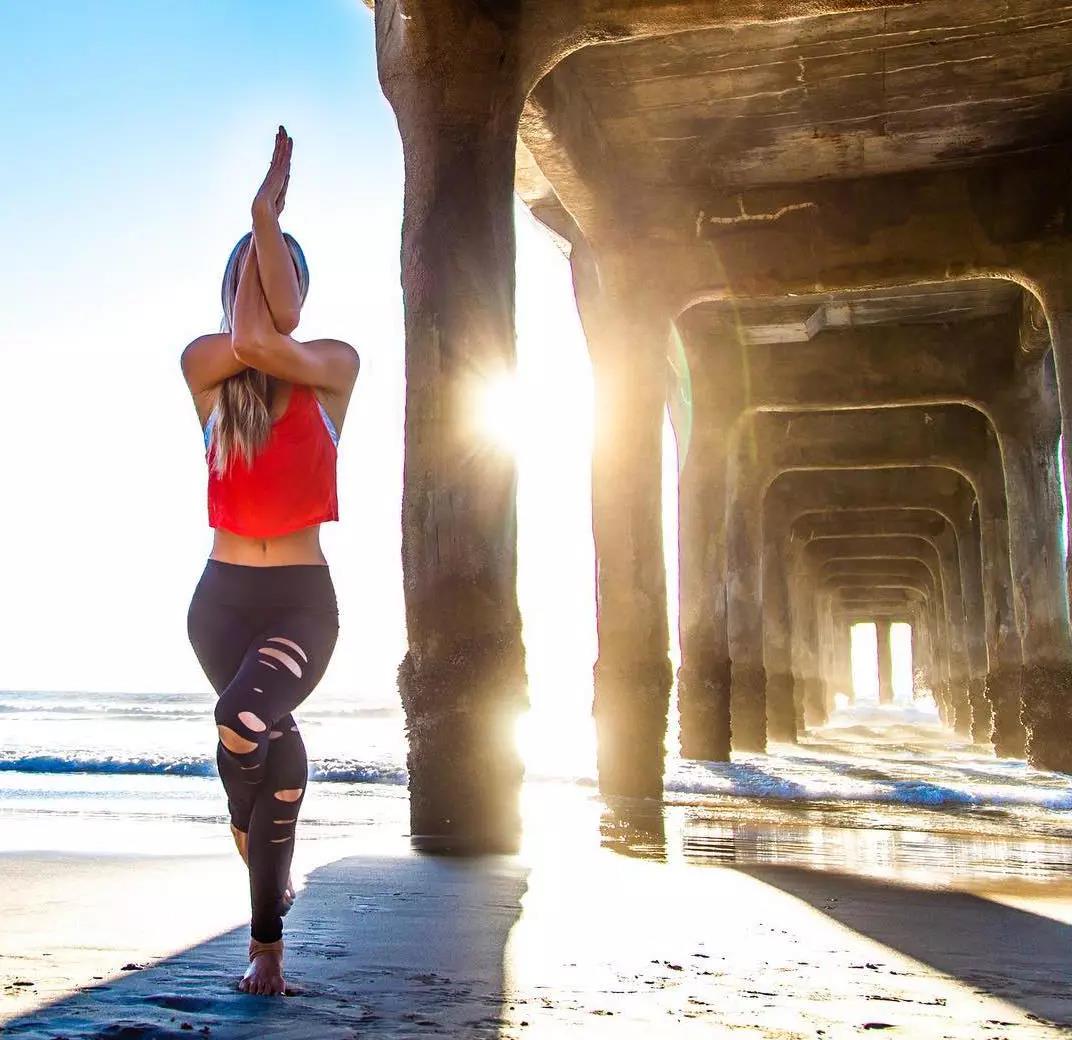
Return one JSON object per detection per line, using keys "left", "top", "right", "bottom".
{"left": 214, "top": 697, "right": 272, "bottom": 753}
{"left": 217, "top": 724, "right": 259, "bottom": 755}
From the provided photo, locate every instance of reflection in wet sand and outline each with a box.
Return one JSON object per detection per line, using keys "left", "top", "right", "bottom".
{"left": 523, "top": 704, "right": 1072, "bottom": 893}
{"left": 4, "top": 704, "right": 1072, "bottom": 1036}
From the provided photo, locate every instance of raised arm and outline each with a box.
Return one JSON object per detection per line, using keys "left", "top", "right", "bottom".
{"left": 231, "top": 238, "right": 359, "bottom": 402}
{"left": 251, "top": 126, "right": 301, "bottom": 334}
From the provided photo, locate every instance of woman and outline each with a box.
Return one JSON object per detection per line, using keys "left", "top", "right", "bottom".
{"left": 181, "top": 126, "right": 360, "bottom": 996}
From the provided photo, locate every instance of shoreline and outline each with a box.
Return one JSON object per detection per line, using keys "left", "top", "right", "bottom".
{"left": 4, "top": 710, "right": 1072, "bottom": 1037}
{"left": 3, "top": 812, "right": 1072, "bottom": 1038}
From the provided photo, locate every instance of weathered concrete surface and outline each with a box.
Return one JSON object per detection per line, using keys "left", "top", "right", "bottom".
{"left": 573, "top": 246, "right": 674, "bottom": 798}
{"left": 725, "top": 459, "right": 769, "bottom": 753}
{"left": 686, "top": 300, "right": 1069, "bottom": 719}
{"left": 681, "top": 302, "right": 1026, "bottom": 745}
{"left": 766, "top": 468, "right": 1012, "bottom": 746}
{"left": 989, "top": 352, "right": 1072, "bottom": 770}
{"left": 762, "top": 523, "right": 799, "bottom": 742}
{"left": 806, "top": 534, "right": 973, "bottom": 734}
{"left": 794, "top": 512, "right": 976, "bottom": 693}
{"left": 373, "top": 0, "right": 1072, "bottom": 806}
{"left": 766, "top": 408, "right": 1023, "bottom": 747}
{"left": 732, "top": 407, "right": 1015, "bottom": 744}
{"left": 675, "top": 344, "right": 735, "bottom": 762}
{"left": 376, "top": 0, "right": 529, "bottom": 849}
{"left": 812, "top": 541, "right": 983, "bottom": 740}
{"left": 875, "top": 619, "right": 895, "bottom": 706}
{"left": 516, "top": 0, "right": 949, "bottom": 241}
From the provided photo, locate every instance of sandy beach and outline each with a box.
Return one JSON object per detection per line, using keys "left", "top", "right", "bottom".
{"left": 3, "top": 771, "right": 1072, "bottom": 1039}
{"left": 10, "top": 0, "right": 1072, "bottom": 1032}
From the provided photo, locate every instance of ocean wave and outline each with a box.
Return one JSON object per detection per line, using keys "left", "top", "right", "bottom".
{"left": 0, "top": 754, "right": 216, "bottom": 778}
{"left": 664, "top": 761, "right": 1072, "bottom": 811}
{"left": 310, "top": 760, "right": 407, "bottom": 785}
{"left": 4, "top": 748, "right": 1070, "bottom": 814}
{"left": 0, "top": 752, "right": 407, "bottom": 786}
{"left": 0, "top": 700, "right": 402, "bottom": 721}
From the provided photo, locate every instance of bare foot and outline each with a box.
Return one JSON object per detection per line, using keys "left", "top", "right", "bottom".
{"left": 239, "top": 940, "right": 285, "bottom": 996}
{"left": 231, "top": 825, "right": 295, "bottom": 911}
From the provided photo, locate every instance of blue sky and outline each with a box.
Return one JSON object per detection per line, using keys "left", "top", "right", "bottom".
{"left": 0, "top": 0, "right": 675, "bottom": 768}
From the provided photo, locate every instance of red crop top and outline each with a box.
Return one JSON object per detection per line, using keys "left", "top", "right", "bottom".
{"left": 205, "top": 383, "right": 339, "bottom": 538}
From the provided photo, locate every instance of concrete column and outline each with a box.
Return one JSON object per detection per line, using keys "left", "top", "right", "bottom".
{"left": 820, "top": 608, "right": 838, "bottom": 717}
{"left": 875, "top": 618, "right": 894, "bottom": 705}
{"left": 926, "top": 593, "right": 954, "bottom": 720}
{"left": 991, "top": 352, "right": 1072, "bottom": 772}
{"left": 377, "top": 3, "right": 528, "bottom": 850}
{"left": 968, "top": 443, "right": 1028, "bottom": 756}
{"left": 932, "top": 536, "right": 972, "bottom": 735}
{"left": 726, "top": 453, "right": 768, "bottom": 752}
{"left": 763, "top": 527, "right": 798, "bottom": 742}
{"left": 931, "top": 522, "right": 980, "bottom": 737}
{"left": 788, "top": 543, "right": 813, "bottom": 725}
{"left": 923, "top": 607, "right": 943, "bottom": 704}
{"left": 573, "top": 248, "right": 672, "bottom": 797}
{"left": 952, "top": 497, "right": 995, "bottom": 743}
{"left": 903, "top": 621, "right": 915, "bottom": 697}
{"left": 1032, "top": 279, "right": 1072, "bottom": 607}
{"left": 677, "top": 420, "right": 731, "bottom": 760}
{"left": 912, "top": 608, "right": 933, "bottom": 697}
{"left": 793, "top": 561, "right": 827, "bottom": 729}
{"left": 978, "top": 523, "right": 1027, "bottom": 756}
{"left": 922, "top": 608, "right": 941, "bottom": 701}
{"left": 834, "top": 621, "right": 854, "bottom": 704}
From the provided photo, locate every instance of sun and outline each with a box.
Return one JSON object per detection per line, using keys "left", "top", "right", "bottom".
{"left": 474, "top": 368, "right": 524, "bottom": 453}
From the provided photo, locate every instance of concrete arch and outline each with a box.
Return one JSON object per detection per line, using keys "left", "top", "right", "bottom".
{"left": 767, "top": 471, "right": 1000, "bottom": 746}
{"left": 721, "top": 404, "right": 1017, "bottom": 754}
{"left": 804, "top": 530, "right": 973, "bottom": 730}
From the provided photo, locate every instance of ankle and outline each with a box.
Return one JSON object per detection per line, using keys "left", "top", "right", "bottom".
{"left": 248, "top": 938, "right": 283, "bottom": 962}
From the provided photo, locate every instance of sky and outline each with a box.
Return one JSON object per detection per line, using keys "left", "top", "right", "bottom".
{"left": 0, "top": 1, "right": 683, "bottom": 763}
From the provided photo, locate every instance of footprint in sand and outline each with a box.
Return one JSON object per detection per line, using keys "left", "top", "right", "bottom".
{"left": 88, "top": 1024, "right": 201, "bottom": 1040}
{"left": 141, "top": 994, "right": 219, "bottom": 1013}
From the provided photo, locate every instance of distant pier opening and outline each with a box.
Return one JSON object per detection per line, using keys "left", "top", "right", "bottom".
{"left": 891, "top": 622, "right": 913, "bottom": 703}
{"left": 850, "top": 622, "right": 878, "bottom": 703}
{"left": 849, "top": 621, "right": 913, "bottom": 707}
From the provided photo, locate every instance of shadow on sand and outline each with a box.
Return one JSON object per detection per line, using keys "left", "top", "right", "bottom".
{"left": 3, "top": 853, "right": 528, "bottom": 1040}
{"left": 7, "top": 813, "right": 1072, "bottom": 1037}
{"left": 602, "top": 801, "right": 1072, "bottom": 1029}
{"left": 740, "top": 864, "right": 1072, "bottom": 1028}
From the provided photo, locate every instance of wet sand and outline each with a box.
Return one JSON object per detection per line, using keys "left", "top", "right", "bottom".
{"left": 4, "top": 711, "right": 1072, "bottom": 1038}
{"left": 2, "top": 826, "right": 1071, "bottom": 1038}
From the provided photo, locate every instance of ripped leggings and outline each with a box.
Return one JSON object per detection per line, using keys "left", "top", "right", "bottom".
{"left": 187, "top": 560, "right": 339, "bottom": 943}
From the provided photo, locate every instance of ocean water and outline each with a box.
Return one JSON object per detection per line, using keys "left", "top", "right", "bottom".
{"left": 3, "top": 689, "right": 1072, "bottom": 882}
{"left": 0, "top": 688, "right": 407, "bottom": 785}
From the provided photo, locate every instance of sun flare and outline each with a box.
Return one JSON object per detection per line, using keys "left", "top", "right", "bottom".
{"left": 474, "top": 369, "right": 524, "bottom": 453}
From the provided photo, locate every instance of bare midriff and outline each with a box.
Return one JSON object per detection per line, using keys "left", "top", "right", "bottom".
{"left": 209, "top": 525, "right": 328, "bottom": 567}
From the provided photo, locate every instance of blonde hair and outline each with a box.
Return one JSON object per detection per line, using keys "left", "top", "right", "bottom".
{"left": 210, "top": 231, "right": 310, "bottom": 474}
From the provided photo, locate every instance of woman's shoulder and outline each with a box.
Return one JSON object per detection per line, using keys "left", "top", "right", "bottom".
{"left": 302, "top": 338, "right": 361, "bottom": 384}
{"left": 180, "top": 331, "right": 229, "bottom": 367}
{"left": 304, "top": 337, "right": 359, "bottom": 359}
{"left": 180, "top": 333, "right": 236, "bottom": 414}
{"left": 186, "top": 331, "right": 230, "bottom": 347}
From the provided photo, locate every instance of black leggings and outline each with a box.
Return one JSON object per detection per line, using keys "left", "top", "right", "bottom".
{"left": 187, "top": 560, "right": 339, "bottom": 943}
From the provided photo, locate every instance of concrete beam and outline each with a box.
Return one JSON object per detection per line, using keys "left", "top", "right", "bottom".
{"left": 647, "top": 147, "right": 1072, "bottom": 306}
{"left": 680, "top": 311, "right": 1017, "bottom": 413}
